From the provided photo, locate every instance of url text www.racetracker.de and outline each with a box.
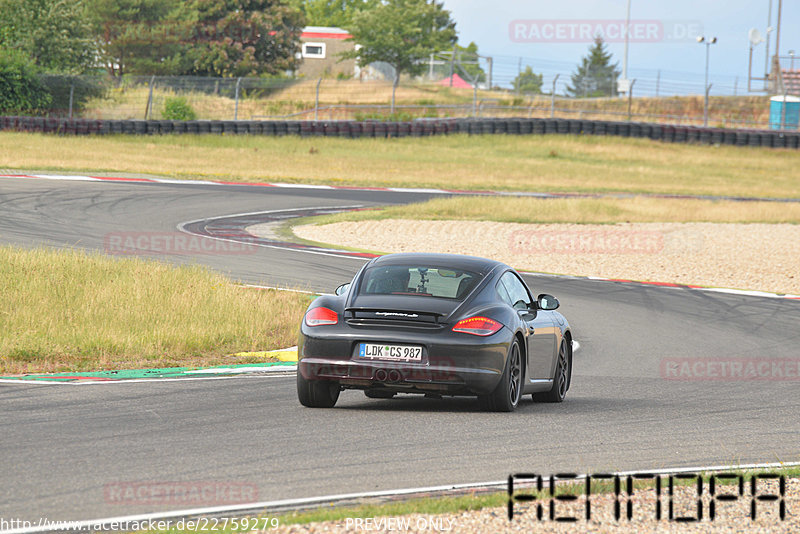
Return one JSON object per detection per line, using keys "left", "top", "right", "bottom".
{"left": 0, "top": 517, "right": 279, "bottom": 532}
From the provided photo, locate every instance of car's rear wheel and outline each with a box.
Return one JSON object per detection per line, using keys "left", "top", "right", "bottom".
{"left": 540, "top": 339, "right": 570, "bottom": 403}
{"left": 481, "top": 338, "right": 522, "bottom": 412}
{"left": 297, "top": 372, "right": 340, "bottom": 408}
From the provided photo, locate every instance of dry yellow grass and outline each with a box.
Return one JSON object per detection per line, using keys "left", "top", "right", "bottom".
{"left": 2, "top": 132, "right": 799, "bottom": 198}
{"left": 0, "top": 245, "right": 311, "bottom": 375}
{"left": 83, "top": 80, "right": 490, "bottom": 120}
{"left": 81, "top": 79, "right": 771, "bottom": 125}
{"left": 305, "top": 196, "right": 800, "bottom": 225}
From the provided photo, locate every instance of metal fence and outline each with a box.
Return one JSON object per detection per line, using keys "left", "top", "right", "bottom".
{"left": 2, "top": 73, "right": 790, "bottom": 131}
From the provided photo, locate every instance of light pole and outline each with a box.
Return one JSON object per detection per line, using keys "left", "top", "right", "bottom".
{"left": 697, "top": 36, "right": 717, "bottom": 127}
{"left": 620, "top": 0, "right": 632, "bottom": 96}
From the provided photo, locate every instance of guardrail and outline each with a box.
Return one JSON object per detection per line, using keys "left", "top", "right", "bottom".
{"left": 1, "top": 116, "right": 798, "bottom": 149}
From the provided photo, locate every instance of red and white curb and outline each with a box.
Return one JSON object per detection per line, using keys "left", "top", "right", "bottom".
{"left": 0, "top": 173, "right": 472, "bottom": 196}
{"left": 4, "top": 460, "right": 798, "bottom": 533}
{"left": 4, "top": 173, "right": 800, "bottom": 203}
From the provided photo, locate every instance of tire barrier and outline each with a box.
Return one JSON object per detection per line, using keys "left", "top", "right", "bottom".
{"left": 594, "top": 121, "right": 607, "bottom": 135}
{"left": 396, "top": 122, "right": 410, "bottom": 138}
{"left": 1, "top": 114, "right": 797, "bottom": 149}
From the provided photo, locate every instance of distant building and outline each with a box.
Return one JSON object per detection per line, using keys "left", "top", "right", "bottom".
{"left": 296, "top": 26, "right": 357, "bottom": 79}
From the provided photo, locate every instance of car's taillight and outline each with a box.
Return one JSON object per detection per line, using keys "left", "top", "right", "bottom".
{"left": 452, "top": 316, "right": 503, "bottom": 336}
{"left": 305, "top": 307, "right": 338, "bottom": 326}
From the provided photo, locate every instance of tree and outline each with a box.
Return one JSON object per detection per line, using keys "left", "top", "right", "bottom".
{"left": 512, "top": 66, "right": 543, "bottom": 94}
{"left": 88, "top": 0, "right": 193, "bottom": 77}
{"left": 0, "top": 50, "right": 52, "bottom": 114}
{"left": 343, "top": 0, "right": 457, "bottom": 82}
{"left": 566, "top": 36, "right": 620, "bottom": 97}
{"left": 291, "top": 0, "right": 377, "bottom": 28}
{"left": 187, "top": 0, "right": 305, "bottom": 77}
{"left": 0, "top": 0, "right": 95, "bottom": 73}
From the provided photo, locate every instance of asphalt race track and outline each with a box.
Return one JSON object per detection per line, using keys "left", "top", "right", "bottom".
{"left": 1, "top": 176, "right": 799, "bottom": 523}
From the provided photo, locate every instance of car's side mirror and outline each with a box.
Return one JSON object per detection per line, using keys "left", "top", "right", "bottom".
{"left": 334, "top": 283, "right": 350, "bottom": 296}
{"left": 537, "top": 293, "right": 559, "bottom": 311}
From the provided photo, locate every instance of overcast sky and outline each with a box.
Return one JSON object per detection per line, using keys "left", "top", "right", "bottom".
{"left": 441, "top": 0, "right": 800, "bottom": 95}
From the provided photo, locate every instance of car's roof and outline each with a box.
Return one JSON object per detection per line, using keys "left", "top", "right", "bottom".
{"left": 368, "top": 253, "right": 507, "bottom": 274}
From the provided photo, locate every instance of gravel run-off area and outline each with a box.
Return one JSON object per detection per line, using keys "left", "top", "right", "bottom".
{"left": 284, "top": 221, "right": 800, "bottom": 295}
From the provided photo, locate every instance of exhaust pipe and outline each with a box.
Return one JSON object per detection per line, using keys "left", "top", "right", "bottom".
{"left": 375, "top": 369, "right": 388, "bottom": 382}
{"left": 388, "top": 370, "right": 401, "bottom": 382}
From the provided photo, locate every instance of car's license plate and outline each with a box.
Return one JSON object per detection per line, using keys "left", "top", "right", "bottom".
{"left": 358, "top": 343, "right": 423, "bottom": 362}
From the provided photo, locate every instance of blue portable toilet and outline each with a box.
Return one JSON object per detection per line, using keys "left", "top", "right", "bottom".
{"left": 769, "top": 95, "right": 800, "bottom": 130}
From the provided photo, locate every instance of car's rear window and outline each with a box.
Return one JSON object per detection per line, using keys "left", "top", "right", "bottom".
{"left": 359, "top": 265, "right": 481, "bottom": 300}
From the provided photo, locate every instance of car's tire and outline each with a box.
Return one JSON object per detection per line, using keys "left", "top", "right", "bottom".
{"left": 297, "top": 372, "right": 340, "bottom": 408}
{"left": 364, "top": 390, "right": 396, "bottom": 399}
{"left": 539, "top": 339, "right": 570, "bottom": 403}
{"left": 480, "top": 338, "right": 522, "bottom": 412}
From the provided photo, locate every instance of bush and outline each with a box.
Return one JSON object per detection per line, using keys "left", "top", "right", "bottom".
{"left": 0, "top": 50, "right": 52, "bottom": 115}
{"left": 162, "top": 96, "right": 197, "bottom": 120}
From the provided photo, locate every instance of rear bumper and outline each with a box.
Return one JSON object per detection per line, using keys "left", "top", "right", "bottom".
{"left": 298, "top": 327, "right": 510, "bottom": 396}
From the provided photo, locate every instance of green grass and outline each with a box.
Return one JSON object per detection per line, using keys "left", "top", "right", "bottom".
{"left": 0, "top": 245, "right": 312, "bottom": 374}
{"left": 2, "top": 132, "right": 799, "bottom": 198}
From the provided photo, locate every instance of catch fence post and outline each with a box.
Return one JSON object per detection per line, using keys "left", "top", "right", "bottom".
{"left": 68, "top": 82, "right": 75, "bottom": 119}
{"left": 315, "top": 78, "right": 322, "bottom": 121}
{"left": 145, "top": 76, "right": 155, "bottom": 120}
{"left": 627, "top": 79, "right": 636, "bottom": 121}
{"left": 550, "top": 74, "right": 559, "bottom": 118}
{"left": 234, "top": 77, "right": 242, "bottom": 121}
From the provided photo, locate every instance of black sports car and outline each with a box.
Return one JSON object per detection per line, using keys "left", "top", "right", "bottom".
{"left": 297, "top": 253, "right": 573, "bottom": 411}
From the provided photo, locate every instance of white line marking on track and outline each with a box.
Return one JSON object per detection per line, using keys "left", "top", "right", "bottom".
{"left": 272, "top": 183, "right": 334, "bottom": 189}
{"left": 7, "top": 461, "right": 799, "bottom": 533}
{"left": 145, "top": 179, "right": 218, "bottom": 185}
{"left": 0, "top": 379, "right": 62, "bottom": 385}
{"left": 387, "top": 187, "right": 448, "bottom": 194}
{"left": 242, "top": 284, "right": 320, "bottom": 294}
{"left": 700, "top": 287, "right": 800, "bottom": 299}
{"left": 30, "top": 174, "right": 99, "bottom": 181}
{"left": 177, "top": 206, "right": 374, "bottom": 262}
